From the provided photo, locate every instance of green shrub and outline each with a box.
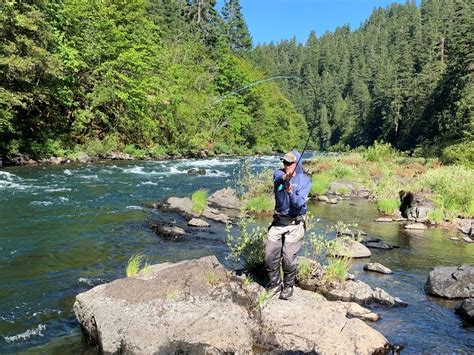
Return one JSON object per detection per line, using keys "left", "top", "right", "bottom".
{"left": 322, "top": 257, "right": 351, "bottom": 283}
{"left": 243, "top": 194, "right": 274, "bottom": 213}
{"left": 84, "top": 135, "right": 121, "bottom": 157}
{"left": 213, "top": 142, "right": 233, "bottom": 155}
{"left": 364, "top": 141, "right": 397, "bottom": 162}
{"left": 332, "top": 164, "right": 356, "bottom": 179}
{"left": 297, "top": 258, "right": 318, "bottom": 281}
{"left": 414, "top": 166, "right": 474, "bottom": 217}
{"left": 191, "top": 189, "right": 208, "bottom": 215}
{"left": 236, "top": 159, "right": 273, "bottom": 198}
{"left": 310, "top": 172, "right": 333, "bottom": 196}
{"left": 29, "top": 138, "right": 68, "bottom": 158}
{"left": 123, "top": 144, "right": 147, "bottom": 159}
{"left": 335, "top": 186, "right": 351, "bottom": 195}
{"left": 441, "top": 141, "right": 474, "bottom": 169}
{"left": 427, "top": 209, "right": 444, "bottom": 223}
{"left": 149, "top": 144, "right": 167, "bottom": 158}
{"left": 226, "top": 218, "right": 266, "bottom": 270}
{"left": 377, "top": 198, "right": 399, "bottom": 214}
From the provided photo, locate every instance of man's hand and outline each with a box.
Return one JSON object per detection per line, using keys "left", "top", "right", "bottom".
{"left": 284, "top": 182, "right": 292, "bottom": 193}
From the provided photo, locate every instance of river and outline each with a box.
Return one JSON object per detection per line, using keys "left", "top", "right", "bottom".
{"left": 0, "top": 156, "right": 472, "bottom": 353}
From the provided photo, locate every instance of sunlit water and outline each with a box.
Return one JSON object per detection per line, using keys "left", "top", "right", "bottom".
{"left": 0, "top": 155, "right": 472, "bottom": 353}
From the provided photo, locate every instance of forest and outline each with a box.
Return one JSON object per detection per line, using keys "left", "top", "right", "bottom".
{"left": 0, "top": 0, "right": 472, "bottom": 161}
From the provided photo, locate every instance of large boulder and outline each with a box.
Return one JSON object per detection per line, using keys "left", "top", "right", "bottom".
{"left": 457, "top": 219, "right": 474, "bottom": 238}
{"left": 207, "top": 188, "right": 242, "bottom": 210}
{"left": 455, "top": 298, "right": 474, "bottom": 324}
{"left": 74, "top": 256, "right": 388, "bottom": 354}
{"left": 157, "top": 197, "right": 231, "bottom": 224}
{"left": 150, "top": 222, "right": 187, "bottom": 239}
{"left": 330, "top": 238, "right": 372, "bottom": 258}
{"left": 425, "top": 265, "right": 474, "bottom": 299}
{"left": 399, "top": 191, "right": 434, "bottom": 221}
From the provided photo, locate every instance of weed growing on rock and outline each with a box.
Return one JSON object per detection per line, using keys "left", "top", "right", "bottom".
{"left": 322, "top": 257, "right": 351, "bottom": 283}
{"left": 126, "top": 253, "right": 144, "bottom": 277}
{"left": 258, "top": 290, "right": 270, "bottom": 307}
{"left": 242, "top": 194, "right": 274, "bottom": 213}
{"left": 191, "top": 189, "right": 208, "bottom": 215}
{"left": 206, "top": 272, "right": 220, "bottom": 286}
{"left": 242, "top": 274, "right": 253, "bottom": 286}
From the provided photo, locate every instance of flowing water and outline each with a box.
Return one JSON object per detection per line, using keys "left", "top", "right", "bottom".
{"left": 0, "top": 156, "right": 472, "bottom": 353}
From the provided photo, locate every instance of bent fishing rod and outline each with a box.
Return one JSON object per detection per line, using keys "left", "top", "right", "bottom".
{"left": 211, "top": 74, "right": 318, "bottom": 185}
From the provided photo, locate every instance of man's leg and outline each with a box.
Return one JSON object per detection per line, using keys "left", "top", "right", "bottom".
{"left": 281, "top": 222, "right": 305, "bottom": 292}
{"left": 265, "top": 225, "right": 286, "bottom": 289}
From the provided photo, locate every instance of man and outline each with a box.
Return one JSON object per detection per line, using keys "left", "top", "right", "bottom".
{"left": 265, "top": 150, "right": 311, "bottom": 300}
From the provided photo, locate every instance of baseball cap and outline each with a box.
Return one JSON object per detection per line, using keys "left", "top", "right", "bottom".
{"left": 280, "top": 151, "right": 296, "bottom": 163}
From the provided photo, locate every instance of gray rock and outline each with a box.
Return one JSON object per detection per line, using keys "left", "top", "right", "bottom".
{"left": 399, "top": 191, "right": 434, "bottom": 221}
{"left": 457, "top": 219, "right": 473, "bottom": 237}
{"left": 455, "top": 298, "right": 474, "bottom": 324}
{"left": 425, "top": 265, "right": 474, "bottom": 299}
{"left": 201, "top": 206, "right": 231, "bottom": 224}
{"left": 327, "top": 181, "right": 354, "bottom": 195}
{"left": 304, "top": 279, "right": 405, "bottom": 307}
{"left": 339, "top": 228, "right": 367, "bottom": 238}
{"left": 364, "top": 263, "right": 393, "bottom": 274}
{"left": 363, "top": 241, "right": 395, "bottom": 250}
{"left": 327, "top": 198, "right": 338, "bottom": 204}
{"left": 330, "top": 239, "right": 371, "bottom": 258}
{"left": 188, "top": 218, "right": 210, "bottom": 228}
{"left": 317, "top": 195, "right": 329, "bottom": 202}
{"left": 404, "top": 223, "right": 427, "bottom": 230}
{"left": 207, "top": 188, "right": 241, "bottom": 210}
{"left": 463, "top": 237, "right": 473, "bottom": 243}
{"left": 187, "top": 168, "right": 206, "bottom": 175}
{"left": 375, "top": 217, "right": 393, "bottom": 222}
{"left": 151, "top": 222, "right": 186, "bottom": 239}
{"left": 74, "top": 256, "right": 388, "bottom": 354}
{"left": 357, "top": 189, "right": 372, "bottom": 199}
{"left": 341, "top": 301, "right": 380, "bottom": 322}
{"left": 76, "top": 152, "right": 90, "bottom": 163}
{"left": 107, "top": 152, "right": 133, "bottom": 160}
{"left": 158, "top": 197, "right": 230, "bottom": 224}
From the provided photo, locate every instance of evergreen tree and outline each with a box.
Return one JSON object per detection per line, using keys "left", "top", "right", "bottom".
{"left": 222, "top": 0, "right": 252, "bottom": 53}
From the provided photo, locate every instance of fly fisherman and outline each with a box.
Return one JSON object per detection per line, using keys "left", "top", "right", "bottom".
{"left": 265, "top": 150, "right": 311, "bottom": 300}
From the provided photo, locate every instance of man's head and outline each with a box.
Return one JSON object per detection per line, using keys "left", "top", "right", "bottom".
{"left": 281, "top": 151, "right": 297, "bottom": 168}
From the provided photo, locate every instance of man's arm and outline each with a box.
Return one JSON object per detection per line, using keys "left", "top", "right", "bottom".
{"left": 288, "top": 178, "right": 311, "bottom": 209}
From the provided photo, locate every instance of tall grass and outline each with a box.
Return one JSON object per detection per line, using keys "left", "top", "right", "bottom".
{"left": 322, "top": 257, "right": 351, "bottom": 283}
{"left": 377, "top": 198, "right": 399, "bottom": 214}
{"left": 126, "top": 253, "right": 144, "bottom": 277}
{"left": 243, "top": 194, "right": 274, "bottom": 213}
{"left": 310, "top": 171, "right": 333, "bottom": 196}
{"left": 191, "top": 189, "right": 208, "bottom": 215}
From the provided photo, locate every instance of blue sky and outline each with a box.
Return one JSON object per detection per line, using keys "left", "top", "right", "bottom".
{"left": 217, "top": 0, "right": 416, "bottom": 45}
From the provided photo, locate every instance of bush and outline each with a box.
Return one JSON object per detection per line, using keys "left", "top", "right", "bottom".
{"left": 310, "top": 172, "right": 333, "bottom": 196}
{"left": 332, "top": 164, "right": 356, "bottom": 179}
{"left": 149, "top": 144, "right": 167, "bottom": 158}
{"left": 123, "top": 144, "right": 147, "bottom": 159}
{"left": 191, "top": 189, "right": 208, "bottom": 215}
{"left": 427, "top": 209, "right": 444, "bottom": 223}
{"left": 243, "top": 194, "right": 274, "bottom": 213}
{"left": 84, "top": 135, "right": 121, "bottom": 157}
{"left": 377, "top": 198, "right": 399, "bottom": 214}
{"left": 441, "top": 141, "right": 474, "bottom": 169}
{"left": 226, "top": 218, "right": 266, "bottom": 270}
{"left": 364, "top": 141, "right": 397, "bottom": 162}
{"left": 335, "top": 186, "right": 351, "bottom": 195}
{"left": 236, "top": 159, "right": 273, "bottom": 198}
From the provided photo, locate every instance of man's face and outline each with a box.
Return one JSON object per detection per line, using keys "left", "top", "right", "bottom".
{"left": 283, "top": 160, "right": 296, "bottom": 171}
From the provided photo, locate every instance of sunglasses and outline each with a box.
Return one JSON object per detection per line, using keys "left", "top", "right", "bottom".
{"left": 283, "top": 160, "right": 294, "bottom": 166}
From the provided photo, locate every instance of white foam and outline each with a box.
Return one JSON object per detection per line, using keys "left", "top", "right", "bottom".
{"left": 3, "top": 324, "right": 46, "bottom": 343}
{"left": 179, "top": 158, "right": 239, "bottom": 167}
{"left": 139, "top": 181, "right": 159, "bottom": 186}
{"left": 45, "top": 188, "right": 72, "bottom": 192}
{"left": 126, "top": 205, "right": 143, "bottom": 210}
{"left": 59, "top": 197, "right": 69, "bottom": 202}
{"left": 206, "top": 170, "right": 230, "bottom": 177}
{"left": 0, "top": 171, "right": 19, "bottom": 181}
{"left": 63, "top": 169, "right": 73, "bottom": 176}
{"left": 79, "top": 175, "right": 98, "bottom": 179}
{"left": 30, "top": 201, "right": 53, "bottom": 206}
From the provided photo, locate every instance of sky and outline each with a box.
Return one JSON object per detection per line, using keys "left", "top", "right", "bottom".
{"left": 217, "top": 0, "right": 417, "bottom": 45}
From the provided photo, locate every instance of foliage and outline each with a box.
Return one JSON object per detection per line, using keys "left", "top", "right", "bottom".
{"left": 242, "top": 274, "right": 253, "bottom": 286}
{"left": 310, "top": 172, "right": 333, "bottom": 196}
{"left": 377, "top": 198, "right": 400, "bottom": 214}
{"left": 236, "top": 159, "right": 273, "bottom": 198}
{"left": 191, "top": 189, "right": 208, "bottom": 215}
{"left": 206, "top": 272, "right": 220, "bottom": 286}
{"left": 123, "top": 144, "right": 147, "bottom": 159}
{"left": 441, "top": 141, "right": 474, "bottom": 169}
{"left": 297, "top": 258, "right": 318, "bottom": 281}
{"left": 364, "top": 142, "right": 398, "bottom": 162}
{"left": 258, "top": 290, "right": 270, "bottom": 307}
{"left": 226, "top": 217, "right": 266, "bottom": 270}
{"left": 427, "top": 209, "right": 444, "bottom": 223}
{"left": 322, "top": 257, "right": 351, "bottom": 283}
{"left": 243, "top": 194, "right": 274, "bottom": 213}
{"left": 126, "top": 253, "right": 149, "bottom": 277}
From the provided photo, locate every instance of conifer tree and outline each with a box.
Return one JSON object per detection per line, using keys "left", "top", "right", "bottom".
{"left": 222, "top": 0, "right": 252, "bottom": 53}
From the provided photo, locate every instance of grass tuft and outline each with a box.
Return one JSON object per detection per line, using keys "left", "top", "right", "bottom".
{"left": 191, "top": 189, "right": 208, "bottom": 215}
{"left": 126, "top": 253, "right": 144, "bottom": 277}
{"left": 377, "top": 198, "right": 399, "bottom": 214}
{"left": 310, "top": 172, "right": 333, "bottom": 196}
{"left": 243, "top": 194, "right": 274, "bottom": 213}
{"left": 322, "top": 257, "right": 351, "bottom": 283}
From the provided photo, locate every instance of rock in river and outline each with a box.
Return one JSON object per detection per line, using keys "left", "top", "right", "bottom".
{"left": 207, "top": 188, "right": 242, "bottom": 210}
{"left": 187, "top": 218, "right": 210, "bottom": 227}
{"left": 330, "top": 239, "right": 371, "bottom": 258}
{"left": 74, "top": 256, "right": 388, "bottom": 353}
{"left": 455, "top": 298, "right": 474, "bottom": 324}
{"left": 150, "top": 222, "right": 186, "bottom": 239}
{"left": 364, "top": 263, "right": 393, "bottom": 274}
{"left": 425, "top": 265, "right": 474, "bottom": 299}
{"left": 404, "top": 223, "right": 427, "bottom": 230}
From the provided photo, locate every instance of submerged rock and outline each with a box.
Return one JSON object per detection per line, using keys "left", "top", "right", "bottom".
{"left": 187, "top": 168, "right": 206, "bottom": 175}
{"left": 455, "top": 298, "right": 474, "bottom": 324}
{"left": 150, "top": 222, "right": 186, "bottom": 239}
{"left": 425, "top": 265, "right": 474, "bottom": 299}
{"left": 364, "top": 263, "right": 393, "bottom": 274}
{"left": 317, "top": 195, "right": 329, "bottom": 202}
{"left": 404, "top": 223, "right": 427, "bottom": 230}
{"left": 74, "top": 256, "right": 388, "bottom": 353}
{"left": 362, "top": 241, "right": 396, "bottom": 250}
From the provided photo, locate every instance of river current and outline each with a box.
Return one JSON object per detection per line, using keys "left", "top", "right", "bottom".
{"left": 0, "top": 155, "right": 472, "bottom": 353}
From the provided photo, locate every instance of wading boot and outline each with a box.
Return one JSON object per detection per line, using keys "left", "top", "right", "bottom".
{"left": 266, "top": 282, "right": 282, "bottom": 300}
{"left": 280, "top": 285, "right": 294, "bottom": 300}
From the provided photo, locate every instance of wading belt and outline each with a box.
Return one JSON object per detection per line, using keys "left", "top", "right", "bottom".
{"left": 271, "top": 213, "right": 305, "bottom": 227}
